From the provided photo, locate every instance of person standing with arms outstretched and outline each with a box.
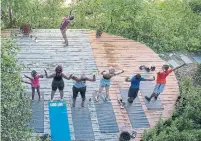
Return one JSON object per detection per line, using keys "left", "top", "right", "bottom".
{"left": 44, "top": 65, "right": 72, "bottom": 101}
{"left": 24, "top": 70, "right": 44, "bottom": 101}
{"left": 145, "top": 63, "right": 186, "bottom": 102}
{"left": 95, "top": 67, "right": 124, "bottom": 102}
{"left": 60, "top": 10, "right": 74, "bottom": 46}
{"left": 125, "top": 74, "right": 155, "bottom": 103}
{"left": 71, "top": 74, "right": 96, "bottom": 107}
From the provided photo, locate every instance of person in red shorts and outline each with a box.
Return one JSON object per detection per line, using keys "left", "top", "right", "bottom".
{"left": 60, "top": 10, "right": 74, "bottom": 46}
{"left": 145, "top": 63, "right": 186, "bottom": 102}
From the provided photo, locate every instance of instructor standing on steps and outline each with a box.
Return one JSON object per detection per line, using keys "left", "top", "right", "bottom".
{"left": 60, "top": 9, "right": 74, "bottom": 46}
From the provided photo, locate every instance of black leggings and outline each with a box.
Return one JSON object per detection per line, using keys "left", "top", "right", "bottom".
{"left": 73, "top": 86, "right": 86, "bottom": 101}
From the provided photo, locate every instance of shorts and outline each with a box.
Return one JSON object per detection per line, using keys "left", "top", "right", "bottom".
{"left": 153, "top": 84, "right": 166, "bottom": 95}
{"left": 52, "top": 80, "right": 64, "bottom": 91}
{"left": 32, "top": 86, "right": 40, "bottom": 92}
{"left": 128, "top": 87, "right": 139, "bottom": 99}
{"left": 100, "top": 78, "right": 111, "bottom": 87}
{"left": 73, "top": 86, "right": 86, "bottom": 100}
{"left": 60, "top": 29, "right": 67, "bottom": 38}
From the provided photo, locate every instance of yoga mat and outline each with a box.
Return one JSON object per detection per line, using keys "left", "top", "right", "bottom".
{"left": 140, "top": 81, "right": 164, "bottom": 110}
{"left": 49, "top": 101, "right": 71, "bottom": 141}
{"left": 71, "top": 99, "right": 94, "bottom": 141}
{"left": 120, "top": 89, "right": 150, "bottom": 128}
{"left": 94, "top": 97, "right": 119, "bottom": 133}
{"left": 29, "top": 100, "right": 44, "bottom": 133}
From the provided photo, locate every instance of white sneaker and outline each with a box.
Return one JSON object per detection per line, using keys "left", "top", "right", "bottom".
{"left": 105, "top": 98, "right": 110, "bottom": 101}
{"left": 95, "top": 96, "right": 99, "bottom": 102}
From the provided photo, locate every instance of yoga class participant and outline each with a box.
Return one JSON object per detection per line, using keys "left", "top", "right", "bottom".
{"left": 145, "top": 63, "right": 186, "bottom": 102}
{"left": 24, "top": 70, "right": 44, "bottom": 101}
{"left": 95, "top": 67, "right": 124, "bottom": 102}
{"left": 71, "top": 74, "right": 96, "bottom": 107}
{"left": 125, "top": 74, "right": 155, "bottom": 103}
{"left": 60, "top": 10, "right": 74, "bottom": 46}
{"left": 44, "top": 65, "right": 72, "bottom": 101}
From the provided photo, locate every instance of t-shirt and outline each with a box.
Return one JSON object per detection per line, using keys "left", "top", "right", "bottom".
{"left": 31, "top": 74, "right": 40, "bottom": 88}
{"left": 156, "top": 69, "right": 173, "bottom": 84}
{"left": 60, "top": 17, "right": 70, "bottom": 30}
{"left": 130, "top": 76, "right": 145, "bottom": 88}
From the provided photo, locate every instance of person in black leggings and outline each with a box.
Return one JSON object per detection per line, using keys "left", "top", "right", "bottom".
{"left": 71, "top": 74, "right": 96, "bottom": 107}
{"left": 44, "top": 65, "right": 72, "bottom": 101}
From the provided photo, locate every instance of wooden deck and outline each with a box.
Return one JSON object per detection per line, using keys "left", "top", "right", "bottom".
{"left": 88, "top": 31, "right": 179, "bottom": 141}
{"left": 2, "top": 29, "right": 179, "bottom": 141}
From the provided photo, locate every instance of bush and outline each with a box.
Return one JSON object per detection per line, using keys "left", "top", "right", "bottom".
{"left": 1, "top": 39, "right": 32, "bottom": 141}
{"left": 143, "top": 78, "right": 201, "bottom": 141}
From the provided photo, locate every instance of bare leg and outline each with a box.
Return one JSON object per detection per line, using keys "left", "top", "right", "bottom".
{"left": 51, "top": 90, "right": 56, "bottom": 100}
{"left": 32, "top": 87, "right": 35, "bottom": 101}
{"left": 59, "top": 90, "right": 64, "bottom": 100}
{"left": 36, "top": 87, "right": 41, "bottom": 100}
{"left": 95, "top": 86, "right": 104, "bottom": 102}
{"left": 105, "top": 86, "right": 110, "bottom": 100}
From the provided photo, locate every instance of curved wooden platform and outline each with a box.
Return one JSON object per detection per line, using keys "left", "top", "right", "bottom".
{"left": 88, "top": 31, "right": 179, "bottom": 141}
{"left": 2, "top": 29, "right": 179, "bottom": 141}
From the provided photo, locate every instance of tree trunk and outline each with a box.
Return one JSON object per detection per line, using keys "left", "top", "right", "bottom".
{"left": 8, "top": 7, "right": 12, "bottom": 27}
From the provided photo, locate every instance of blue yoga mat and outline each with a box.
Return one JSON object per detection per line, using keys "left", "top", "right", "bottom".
{"left": 49, "top": 101, "right": 71, "bottom": 141}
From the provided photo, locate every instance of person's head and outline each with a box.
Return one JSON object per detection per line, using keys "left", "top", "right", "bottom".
{"left": 81, "top": 74, "right": 86, "bottom": 80}
{"left": 109, "top": 67, "right": 115, "bottom": 74}
{"left": 69, "top": 15, "right": 74, "bottom": 20}
{"left": 31, "top": 70, "right": 37, "bottom": 78}
{"left": 135, "top": 74, "right": 141, "bottom": 80}
{"left": 55, "top": 65, "right": 63, "bottom": 73}
{"left": 162, "top": 65, "right": 169, "bottom": 71}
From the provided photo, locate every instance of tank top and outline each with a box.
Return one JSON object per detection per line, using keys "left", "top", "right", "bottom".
{"left": 53, "top": 73, "right": 63, "bottom": 81}
{"left": 74, "top": 79, "right": 86, "bottom": 88}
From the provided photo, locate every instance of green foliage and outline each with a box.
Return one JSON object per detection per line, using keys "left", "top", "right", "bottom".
{"left": 71, "top": 0, "right": 201, "bottom": 52}
{"left": 143, "top": 78, "right": 201, "bottom": 141}
{"left": 194, "top": 64, "right": 201, "bottom": 86}
{"left": 1, "top": 39, "right": 33, "bottom": 141}
{"left": 2, "top": 0, "right": 201, "bottom": 52}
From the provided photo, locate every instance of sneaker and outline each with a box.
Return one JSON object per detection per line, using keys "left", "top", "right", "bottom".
{"left": 61, "top": 99, "right": 64, "bottom": 101}
{"left": 81, "top": 101, "right": 84, "bottom": 107}
{"left": 105, "top": 98, "right": 110, "bottom": 101}
{"left": 72, "top": 102, "right": 75, "bottom": 107}
{"left": 95, "top": 96, "right": 99, "bottom": 102}
{"left": 50, "top": 100, "right": 53, "bottom": 102}
{"left": 145, "top": 96, "right": 151, "bottom": 102}
{"left": 120, "top": 104, "right": 124, "bottom": 109}
{"left": 31, "top": 99, "right": 34, "bottom": 102}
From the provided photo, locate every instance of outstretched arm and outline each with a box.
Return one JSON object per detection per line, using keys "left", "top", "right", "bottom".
{"left": 62, "top": 73, "right": 73, "bottom": 80}
{"left": 101, "top": 70, "right": 106, "bottom": 75}
{"left": 125, "top": 77, "right": 131, "bottom": 82}
{"left": 172, "top": 63, "right": 186, "bottom": 71}
{"left": 24, "top": 75, "right": 33, "bottom": 80}
{"left": 114, "top": 70, "right": 124, "bottom": 76}
{"left": 85, "top": 75, "right": 96, "bottom": 82}
{"left": 44, "top": 70, "right": 55, "bottom": 78}
{"left": 71, "top": 75, "right": 81, "bottom": 81}
{"left": 22, "top": 80, "right": 32, "bottom": 85}
{"left": 144, "top": 76, "right": 155, "bottom": 81}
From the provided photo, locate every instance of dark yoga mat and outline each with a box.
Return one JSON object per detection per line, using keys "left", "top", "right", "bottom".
{"left": 94, "top": 97, "right": 119, "bottom": 133}
{"left": 120, "top": 89, "right": 150, "bottom": 128}
{"left": 140, "top": 81, "right": 164, "bottom": 110}
{"left": 71, "top": 99, "right": 95, "bottom": 141}
{"left": 29, "top": 100, "right": 44, "bottom": 133}
{"left": 49, "top": 101, "right": 71, "bottom": 141}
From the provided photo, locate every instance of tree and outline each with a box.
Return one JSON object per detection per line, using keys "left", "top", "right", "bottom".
{"left": 1, "top": 38, "right": 32, "bottom": 141}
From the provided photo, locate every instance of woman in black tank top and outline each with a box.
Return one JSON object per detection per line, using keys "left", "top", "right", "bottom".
{"left": 44, "top": 65, "right": 72, "bottom": 101}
